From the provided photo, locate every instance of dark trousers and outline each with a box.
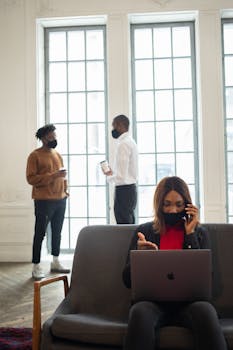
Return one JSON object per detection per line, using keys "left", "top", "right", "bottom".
{"left": 114, "top": 184, "right": 137, "bottom": 224}
{"left": 32, "top": 198, "right": 66, "bottom": 264}
{"left": 124, "top": 301, "right": 227, "bottom": 350}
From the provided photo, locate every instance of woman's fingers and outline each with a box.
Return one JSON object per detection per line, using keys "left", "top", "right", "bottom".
{"left": 137, "top": 232, "right": 146, "bottom": 241}
{"left": 137, "top": 232, "right": 158, "bottom": 250}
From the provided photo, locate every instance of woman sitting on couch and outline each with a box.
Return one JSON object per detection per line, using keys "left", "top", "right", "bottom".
{"left": 122, "top": 176, "right": 227, "bottom": 350}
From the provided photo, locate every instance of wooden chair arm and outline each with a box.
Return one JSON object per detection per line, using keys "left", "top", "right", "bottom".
{"left": 33, "top": 275, "right": 69, "bottom": 350}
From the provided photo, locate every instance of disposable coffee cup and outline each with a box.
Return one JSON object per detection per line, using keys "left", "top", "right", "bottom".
{"left": 100, "top": 160, "right": 110, "bottom": 173}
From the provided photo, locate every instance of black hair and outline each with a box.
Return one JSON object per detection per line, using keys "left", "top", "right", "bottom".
{"left": 113, "top": 114, "right": 129, "bottom": 130}
{"left": 35, "top": 124, "right": 56, "bottom": 140}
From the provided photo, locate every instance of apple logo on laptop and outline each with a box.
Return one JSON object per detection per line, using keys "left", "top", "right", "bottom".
{"left": 167, "top": 272, "right": 175, "bottom": 280}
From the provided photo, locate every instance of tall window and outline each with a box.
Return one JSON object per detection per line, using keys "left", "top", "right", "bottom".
{"left": 222, "top": 19, "right": 233, "bottom": 223}
{"left": 131, "top": 22, "right": 198, "bottom": 222}
{"left": 45, "top": 26, "right": 108, "bottom": 251}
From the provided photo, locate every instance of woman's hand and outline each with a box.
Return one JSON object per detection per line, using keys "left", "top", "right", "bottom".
{"left": 184, "top": 204, "right": 200, "bottom": 235}
{"left": 137, "top": 232, "right": 158, "bottom": 250}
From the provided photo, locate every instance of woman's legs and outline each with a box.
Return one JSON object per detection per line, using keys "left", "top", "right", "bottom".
{"left": 124, "top": 301, "right": 163, "bottom": 350}
{"left": 179, "top": 301, "right": 227, "bottom": 350}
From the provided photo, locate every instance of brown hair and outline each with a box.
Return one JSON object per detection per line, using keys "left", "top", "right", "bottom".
{"left": 153, "top": 176, "right": 192, "bottom": 234}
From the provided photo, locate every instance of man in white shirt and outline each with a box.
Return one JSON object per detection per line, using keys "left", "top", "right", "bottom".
{"left": 105, "top": 115, "right": 138, "bottom": 224}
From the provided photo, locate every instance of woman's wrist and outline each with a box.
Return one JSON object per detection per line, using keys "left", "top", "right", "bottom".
{"left": 185, "top": 230, "right": 195, "bottom": 235}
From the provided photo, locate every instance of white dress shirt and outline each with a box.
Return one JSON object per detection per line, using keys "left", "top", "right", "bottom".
{"left": 108, "top": 132, "right": 138, "bottom": 186}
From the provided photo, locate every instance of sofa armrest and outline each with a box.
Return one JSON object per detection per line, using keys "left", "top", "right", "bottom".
{"left": 33, "top": 275, "right": 69, "bottom": 350}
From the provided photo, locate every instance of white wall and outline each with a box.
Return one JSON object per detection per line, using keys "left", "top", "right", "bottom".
{"left": 0, "top": 0, "right": 232, "bottom": 261}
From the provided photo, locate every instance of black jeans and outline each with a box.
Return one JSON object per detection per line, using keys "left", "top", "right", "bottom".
{"left": 32, "top": 198, "right": 67, "bottom": 264}
{"left": 114, "top": 184, "right": 137, "bottom": 224}
{"left": 124, "top": 301, "right": 227, "bottom": 350}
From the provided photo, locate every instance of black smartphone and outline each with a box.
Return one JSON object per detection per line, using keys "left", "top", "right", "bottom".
{"left": 185, "top": 202, "right": 193, "bottom": 221}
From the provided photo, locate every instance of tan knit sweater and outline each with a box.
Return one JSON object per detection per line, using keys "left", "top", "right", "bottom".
{"left": 26, "top": 147, "right": 68, "bottom": 200}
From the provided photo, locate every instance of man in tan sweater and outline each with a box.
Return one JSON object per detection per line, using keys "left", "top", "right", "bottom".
{"left": 26, "top": 124, "right": 70, "bottom": 279}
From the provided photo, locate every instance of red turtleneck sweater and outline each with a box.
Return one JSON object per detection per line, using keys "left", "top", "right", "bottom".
{"left": 160, "top": 224, "right": 184, "bottom": 250}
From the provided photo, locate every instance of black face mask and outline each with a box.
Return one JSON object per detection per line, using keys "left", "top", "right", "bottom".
{"left": 111, "top": 129, "right": 121, "bottom": 139}
{"left": 163, "top": 210, "right": 186, "bottom": 225}
{"left": 47, "top": 139, "right": 57, "bottom": 149}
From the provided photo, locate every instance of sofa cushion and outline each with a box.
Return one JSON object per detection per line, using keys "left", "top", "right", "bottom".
{"left": 51, "top": 314, "right": 127, "bottom": 346}
{"left": 220, "top": 318, "right": 233, "bottom": 349}
{"left": 159, "top": 326, "right": 194, "bottom": 349}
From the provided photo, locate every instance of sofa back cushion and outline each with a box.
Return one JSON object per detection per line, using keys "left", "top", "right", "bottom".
{"left": 203, "top": 223, "right": 233, "bottom": 317}
{"left": 68, "top": 224, "right": 233, "bottom": 320}
{"left": 69, "top": 225, "right": 135, "bottom": 321}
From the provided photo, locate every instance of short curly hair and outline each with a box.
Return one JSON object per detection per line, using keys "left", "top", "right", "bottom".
{"left": 35, "top": 124, "right": 56, "bottom": 140}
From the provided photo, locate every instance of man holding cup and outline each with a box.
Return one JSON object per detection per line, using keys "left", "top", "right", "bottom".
{"left": 26, "top": 124, "right": 70, "bottom": 280}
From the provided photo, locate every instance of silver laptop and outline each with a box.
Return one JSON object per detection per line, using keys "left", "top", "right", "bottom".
{"left": 130, "top": 249, "right": 212, "bottom": 302}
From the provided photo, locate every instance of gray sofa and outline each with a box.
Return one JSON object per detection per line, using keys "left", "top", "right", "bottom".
{"left": 40, "top": 224, "right": 233, "bottom": 349}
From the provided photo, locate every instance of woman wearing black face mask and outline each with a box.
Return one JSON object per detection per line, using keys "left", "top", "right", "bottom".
{"left": 122, "top": 176, "right": 227, "bottom": 350}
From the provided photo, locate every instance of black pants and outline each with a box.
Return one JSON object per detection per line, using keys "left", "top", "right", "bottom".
{"left": 32, "top": 198, "right": 66, "bottom": 264}
{"left": 114, "top": 184, "right": 137, "bottom": 224}
{"left": 124, "top": 301, "right": 227, "bottom": 350}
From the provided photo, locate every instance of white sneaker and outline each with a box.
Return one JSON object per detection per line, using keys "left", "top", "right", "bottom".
{"left": 32, "top": 264, "right": 45, "bottom": 280}
{"left": 50, "top": 260, "right": 70, "bottom": 273}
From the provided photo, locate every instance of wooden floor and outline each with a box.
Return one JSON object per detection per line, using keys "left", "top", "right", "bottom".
{"left": 0, "top": 258, "right": 73, "bottom": 328}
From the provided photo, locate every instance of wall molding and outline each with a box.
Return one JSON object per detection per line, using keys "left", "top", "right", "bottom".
{"left": 152, "top": 0, "right": 172, "bottom": 7}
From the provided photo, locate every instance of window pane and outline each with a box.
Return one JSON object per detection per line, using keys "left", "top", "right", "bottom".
{"left": 88, "top": 155, "right": 106, "bottom": 185}
{"left": 188, "top": 184, "right": 196, "bottom": 205}
{"left": 88, "top": 218, "right": 107, "bottom": 225}
{"left": 88, "top": 187, "right": 106, "bottom": 217}
{"left": 88, "top": 124, "right": 105, "bottom": 154}
{"left": 172, "top": 27, "right": 191, "bottom": 57}
{"left": 225, "top": 57, "right": 233, "bottom": 86}
{"left": 56, "top": 124, "right": 68, "bottom": 155}
{"left": 87, "top": 92, "right": 105, "bottom": 122}
{"left": 137, "top": 123, "right": 155, "bottom": 153}
{"left": 226, "top": 88, "right": 233, "bottom": 119}
{"left": 227, "top": 152, "right": 233, "bottom": 183}
{"left": 69, "top": 124, "right": 86, "bottom": 154}
{"left": 68, "top": 62, "right": 85, "bottom": 91}
{"left": 86, "top": 62, "right": 104, "bottom": 91}
{"left": 135, "top": 60, "right": 153, "bottom": 90}
{"left": 138, "top": 154, "right": 156, "bottom": 185}
{"left": 50, "top": 93, "right": 67, "bottom": 123}
{"left": 156, "top": 122, "right": 174, "bottom": 152}
{"left": 69, "top": 93, "right": 86, "bottom": 123}
{"left": 153, "top": 27, "right": 171, "bottom": 58}
{"left": 69, "top": 187, "right": 87, "bottom": 217}
{"left": 49, "top": 32, "right": 66, "bottom": 61}
{"left": 227, "top": 120, "right": 233, "bottom": 151}
{"left": 86, "top": 30, "right": 104, "bottom": 59}
{"left": 156, "top": 153, "right": 175, "bottom": 181}
{"left": 155, "top": 90, "right": 173, "bottom": 121}
{"left": 68, "top": 31, "right": 85, "bottom": 60}
{"left": 138, "top": 186, "right": 154, "bottom": 218}
{"left": 134, "top": 28, "right": 152, "bottom": 59}
{"left": 175, "top": 121, "right": 193, "bottom": 152}
{"left": 174, "top": 90, "right": 193, "bottom": 120}
{"left": 228, "top": 184, "right": 233, "bottom": 216}
{"left": 224, "top": 24, "right": 233, "bottom": 54}
{"left": 49, "top": 63, "right": 67, "bottom": 92}
{"left": 46, "top": 26, "right": 107, "bottom": 251}
{"left": 176, "top": 153, "right": 194, "bottom": 183}
{"left": 60, "top": 218, "right": 69, "bottom": 249}
{"left": 69, "top": 155, "right": 87, "bottom": 186}
{"left": 136, "top": 91, "right": 154, "bottom": 121}
{"left": 132, "top": 22, "right": 198, "bottom": 221}
{"left": 154, "top": 59, "right": 172, "bottom": 89}
{"left": 70, "top": 218, "right": 87, "bottom": 249}
{"left": 173, "top": 58, "right": 192, "bottom": 88}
